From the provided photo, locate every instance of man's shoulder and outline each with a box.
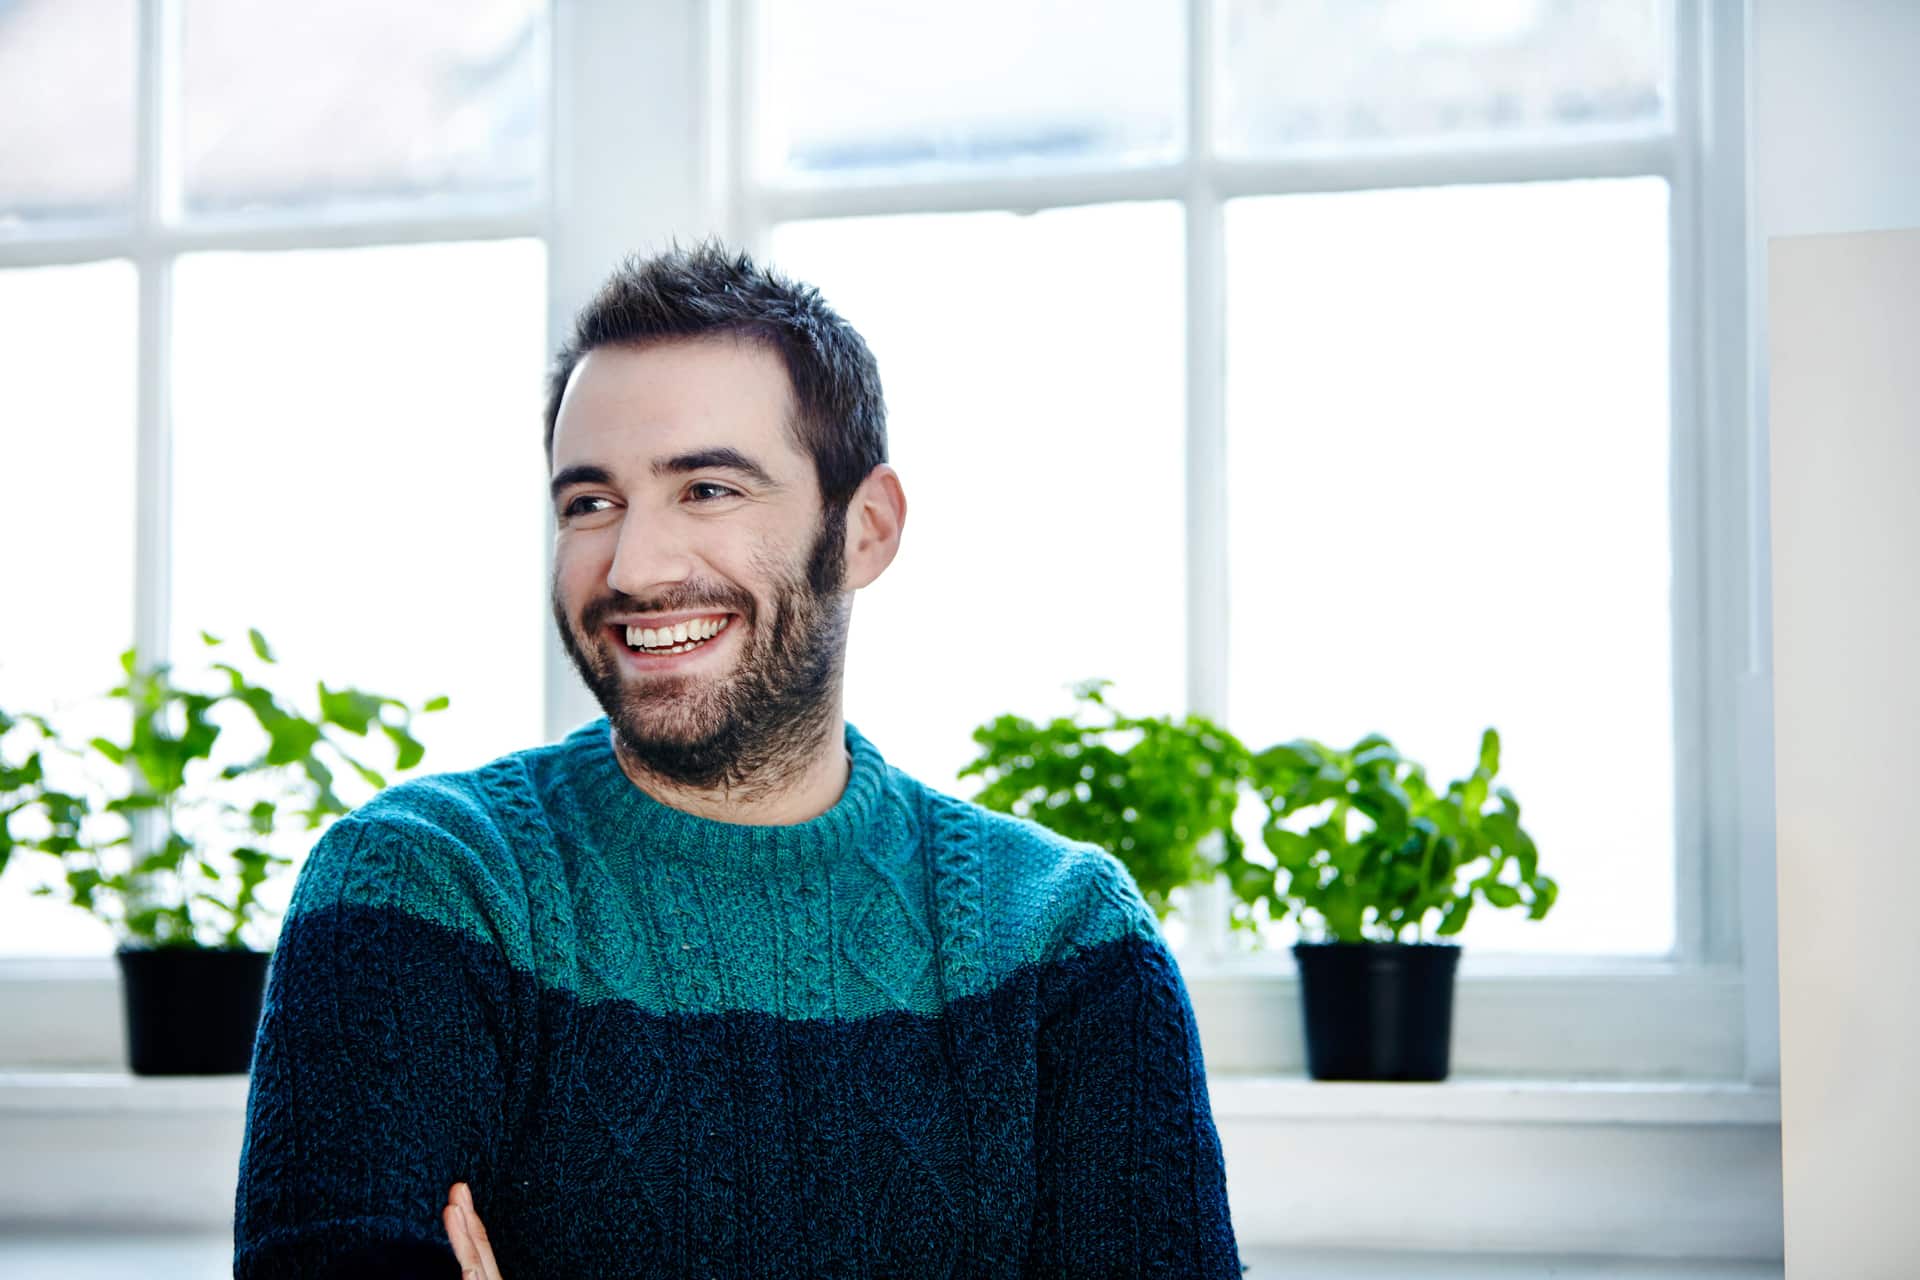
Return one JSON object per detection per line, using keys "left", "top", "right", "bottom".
{"left": 290, "top": 739, "right": 561, "bottom": 930}
{"left": 888, "top": 763, "right": 1088, "bottom": 861}
{"left": 887, "top": 766, "right": 1161, "bottom": 962}
{"left": 346, "top": 736, "right": 562, "bottom": 852}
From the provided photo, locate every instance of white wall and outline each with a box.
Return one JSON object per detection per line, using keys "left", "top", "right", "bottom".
{"left": 1744, "top": 0, "right": 1920, "bottom": 1085}
{"left": 1750, "top": 4, "right": 1920, "bottom": 1272}
{"left": 1751, "top": 0, "right": 1920, "bottom": 240}
{"left": 1752, "top": 5, "right": 1920, "bottom": 1271}
{"left": 1767, "top": 225, "right": 1920, "bottom": 1278}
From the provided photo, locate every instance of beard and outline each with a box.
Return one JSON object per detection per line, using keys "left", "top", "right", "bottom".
{"left": 552, "top": 502, "right": 852, "bottom": 796}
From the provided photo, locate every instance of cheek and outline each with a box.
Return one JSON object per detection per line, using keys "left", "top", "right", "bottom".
{"left": 551, "top": 537, "right": 608, "bottom": 604}
{"left": 745, "top": 525, "right": 809, "bottom": 579}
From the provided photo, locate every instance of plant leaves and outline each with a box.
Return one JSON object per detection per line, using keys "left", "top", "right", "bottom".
{"left": 317, "top": 683, "right": 384, "bottom": 735}
{"left": 380, "top": 721, "right": 425, "bottom": 771}
{"left": 1481, "top": 882, "right": 1521, "bottom": 908}
{"left": 1478, "top": 727, "right": 1501, "bottom": 776}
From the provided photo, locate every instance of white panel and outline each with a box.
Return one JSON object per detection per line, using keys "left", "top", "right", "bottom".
{"left": 1747, "top": 0, "right": 1920, "bottom": 1087}
{"left": 1768, "top": 226, "right": 1920, "bottom": 1277}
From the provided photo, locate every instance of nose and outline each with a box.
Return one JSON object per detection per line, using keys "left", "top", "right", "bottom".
{"left": 605, "top": 506, "right": 696, "bottom": 601}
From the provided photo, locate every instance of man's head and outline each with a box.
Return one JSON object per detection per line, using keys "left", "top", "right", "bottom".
{"left": 545, "top": 243, "right": 903, "bottom": 795}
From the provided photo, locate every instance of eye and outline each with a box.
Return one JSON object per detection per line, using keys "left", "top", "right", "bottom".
{"left": 687, "top": 482, "right": 741, "bottom": 502}
{"left": 562, "top": 495, "right": 613, "bottom": 518}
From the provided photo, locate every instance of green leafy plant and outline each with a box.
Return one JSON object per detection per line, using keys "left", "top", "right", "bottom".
{"left": 958, "top": 679, "right": 1253, "bottom": 918}
{"left": 959, "top": 681, "right": 1559, "bottom": 946}
{"left": 0, "top": 628, "right": 447, "bottom": 950}
{"left": 1223, "top": 729, "right": 1557, "bottom": 943}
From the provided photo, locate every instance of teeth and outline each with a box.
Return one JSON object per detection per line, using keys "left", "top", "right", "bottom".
{"left": 623, "top": 616, "right": 730, "bottom": 652}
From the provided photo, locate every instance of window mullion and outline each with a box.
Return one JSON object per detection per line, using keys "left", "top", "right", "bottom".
{"left": 130, "top": 0, "right": 180, "bottom": 879}
{"left": 727, "top": 0, "right": 772, "bottom": 257}
{"left": 1684, "top": 0, "right": 1764, "bottom": 997}
{"left": 1185, "top": 0, "right": 1232, "bottom": 962}
{"left": 1668, "top": 0, "right": 1713, "bottom": 968}
{"left": 1212, "top": 129, "right": 1674, "bottom": 197}
{"left": 132, "top": 0, "right": 175, "bottom": 675}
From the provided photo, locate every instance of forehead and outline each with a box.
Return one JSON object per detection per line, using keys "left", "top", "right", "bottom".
{"left": 550, "top": 336, "right": 805, "bottom": 473}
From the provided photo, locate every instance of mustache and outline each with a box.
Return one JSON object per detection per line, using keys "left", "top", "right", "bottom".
{"left": 583, "top": 587, "right": 754, "bottom": 631}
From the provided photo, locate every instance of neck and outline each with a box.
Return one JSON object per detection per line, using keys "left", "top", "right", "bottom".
{"left": 609, "top": 712, "right": 853, "bottom": 825}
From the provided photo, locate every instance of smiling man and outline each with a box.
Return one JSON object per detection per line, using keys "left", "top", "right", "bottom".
{"left": 231, "top": 244, "right": 1241, "bottom": 1279}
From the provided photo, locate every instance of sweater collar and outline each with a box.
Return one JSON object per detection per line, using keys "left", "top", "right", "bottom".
{"left": 560, "top": 715, "right": 888, "bottom": 875}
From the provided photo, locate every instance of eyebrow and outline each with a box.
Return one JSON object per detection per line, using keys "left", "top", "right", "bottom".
{"left": 550, "top": 463, "right": 613, "bottom": 503}
{"left": 549, "top": 449, "right": 780, "bottom": 504}
{"left": 651, "top": 447, "right": 779, "bottom": 489}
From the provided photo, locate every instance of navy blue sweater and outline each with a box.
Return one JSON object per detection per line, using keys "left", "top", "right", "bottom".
{"left": 232, "top": 717, "right": 1241, "bottom": 1277}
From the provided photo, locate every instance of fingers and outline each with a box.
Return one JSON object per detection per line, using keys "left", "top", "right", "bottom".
{"left": 443, "top": 1199, "right": 480, "bottom": 1279}
{"left": 444, "top": 1182, "right": 504, "bottom": 1280}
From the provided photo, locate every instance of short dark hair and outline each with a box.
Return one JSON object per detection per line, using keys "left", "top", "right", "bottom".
{"left": 543, "top": 241, "right": 888, "bottom": 515}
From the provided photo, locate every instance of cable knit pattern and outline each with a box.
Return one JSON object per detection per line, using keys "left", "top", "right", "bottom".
{"left": 232, "top": 717, "right": 1241, "bottom": 1279}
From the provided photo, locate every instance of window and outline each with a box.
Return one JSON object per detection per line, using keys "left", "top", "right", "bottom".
{"left": 0, "top": 0, "right": 550, "bottom": 958}
{"left": 4, "top": 0, "right": 1760, "bottom": 1081}
{"left": 742, "top": 0, "right": 1678, "bottom": 953}
{"left": 711, "top": 0, "right": 1754, "bottom": 1076}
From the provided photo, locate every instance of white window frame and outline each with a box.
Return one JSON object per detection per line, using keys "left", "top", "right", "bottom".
{"left": 2, "top": 0, "right": 1773, "bottom": 1089}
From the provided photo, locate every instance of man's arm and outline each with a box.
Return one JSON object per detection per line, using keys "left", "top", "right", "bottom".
{"left": 233, "top": 815, "right": 519, "bottom": 1280}
{"left": 1025, "top": 853, "right": 1244, "bottom": 1278}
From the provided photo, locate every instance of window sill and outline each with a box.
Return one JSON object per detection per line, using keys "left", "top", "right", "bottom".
{"left": 1210, "top": 1072, "right": 1779, "bottom": 1127}
{"left": 0, "top": 1067, "right": 1778, "bottom": 1124}
{"left": 0, "top": 1068, "right": 1783, "bottom": 1263}
{"left": 1181, "top": 959, "right": 1752, "bottom": 1078}
{"left": 0, "top": 952, "right": 1754, "bottom": 1078}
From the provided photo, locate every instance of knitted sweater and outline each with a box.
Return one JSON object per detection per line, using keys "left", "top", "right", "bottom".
{"left": 232, "top": 717, "right": 1242, "bottom": 1279}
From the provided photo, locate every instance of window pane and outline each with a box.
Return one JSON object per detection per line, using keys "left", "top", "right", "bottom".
{"left": 758, "top": 0, "right": 1183, "bottom": 181}
{"left": 180, "top": 0, "right": 546, "bottom": 218}
{"left": 0, "top": 0, "right": 135, "bottom": 233}
{"left": 0, "top": 261, "right": 137, "bottom": 956}
{"left": 770, "top": 203, "right": 1186, "bottom": 790}
{"left": 170, "top": 241, "right": 547, "bottom": 884}
{"left": 1224, "top": 178, "right": 1673, "bottom": 956}
{"left": 1218, "top": 0, "right": 1671, "bottom": 155}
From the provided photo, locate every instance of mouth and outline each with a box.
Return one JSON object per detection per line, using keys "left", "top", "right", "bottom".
{"left": 603, "top": 613, "right": 737, "bottom": 667}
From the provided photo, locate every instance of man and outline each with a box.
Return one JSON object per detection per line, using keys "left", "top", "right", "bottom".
{"left": 232, "top": 244, "right": 1242, "bottom": 1278}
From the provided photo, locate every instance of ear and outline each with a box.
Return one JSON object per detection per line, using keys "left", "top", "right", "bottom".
{"left": 841, "top": 464, "right": 907, "bottom": 591}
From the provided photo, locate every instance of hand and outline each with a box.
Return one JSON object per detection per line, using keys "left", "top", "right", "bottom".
{"left": 444, "top": 1181, "right": 503, "bottom": 1280}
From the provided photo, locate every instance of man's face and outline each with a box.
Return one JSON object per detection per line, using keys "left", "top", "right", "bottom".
{"left": 548, "top": 337, "right": 851, "bottom": 791}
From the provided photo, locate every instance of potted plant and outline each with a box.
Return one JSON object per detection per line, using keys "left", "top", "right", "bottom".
{"left": 959, "top": 679, "right": 1252, "bottom": 920}
{"left": 1223, "top": 728, "right": 1557, "bottom": 1081}
{"left": 0, "top": 628, "right": 446, "bottom": 1075}
{"left": 957, "top": 679, "right": 1560, "bottom": 1083}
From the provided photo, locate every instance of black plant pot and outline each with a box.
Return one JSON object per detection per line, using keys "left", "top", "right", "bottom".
{"left": 1292, "top": 940, "right": 1461, "bottom": 1081}
{"left": 115, "top": 945, "right": 272, "bottom": 1076}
